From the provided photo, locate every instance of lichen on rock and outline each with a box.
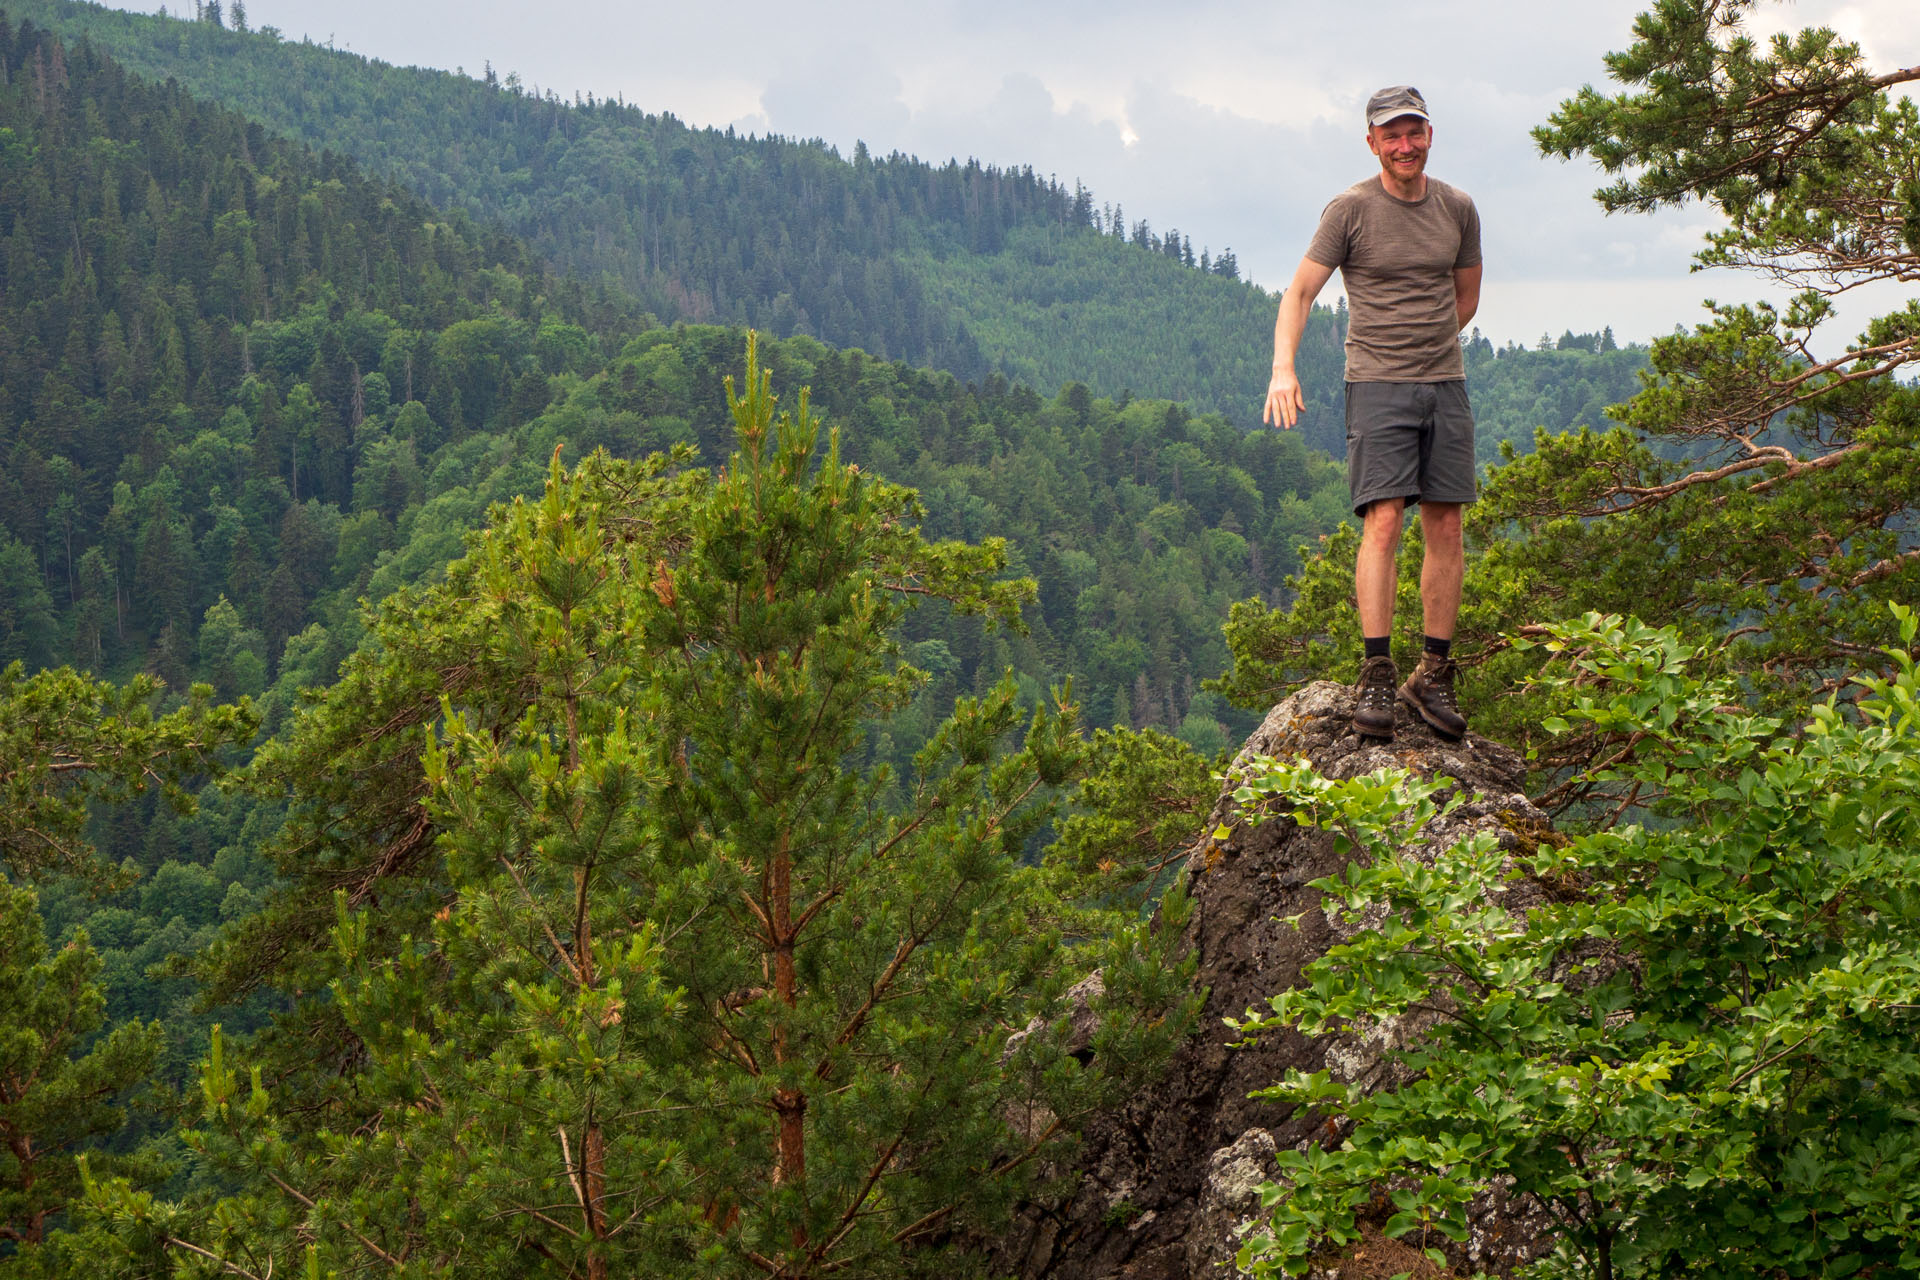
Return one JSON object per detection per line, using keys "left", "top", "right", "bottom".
{"left": 995, "top": 681, "right": 1556, "bottom": 1279}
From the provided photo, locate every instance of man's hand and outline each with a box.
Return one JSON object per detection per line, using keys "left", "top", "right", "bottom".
{"left": 1264, "top": 369, "right": 1305, "bottom": 428}
{"left": 1265, "top": 256, "right": 1335, "bottom": 430}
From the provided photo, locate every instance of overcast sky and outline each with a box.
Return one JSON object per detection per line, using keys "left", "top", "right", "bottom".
{"left": 175, "top": 0, "right": 1916, "bottom": 349}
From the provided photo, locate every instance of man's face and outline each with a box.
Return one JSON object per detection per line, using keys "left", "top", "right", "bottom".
{"left": 1367, "top": 116, "right": 1432, "bottom": 182}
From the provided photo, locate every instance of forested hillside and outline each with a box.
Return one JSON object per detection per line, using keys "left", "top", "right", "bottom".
{"left": 0, "top": 14, "right": 639, "bottom": 677}
{"left": 3, "top": 0, "right": 1643, "bottom": 447}
{"left": 0, "top": 11, "right": 1346, "bottom": 770}
{"left": 1462, "top": 326, "right": 1648, "bottom": 461}
{"left": 0, "top": 18, "right": 1344, "bottom": 1190}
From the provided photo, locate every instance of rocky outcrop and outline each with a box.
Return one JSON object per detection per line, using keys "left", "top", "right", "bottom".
{"left": 1000, "top": 681, "right": 1559, "bottom": 1279}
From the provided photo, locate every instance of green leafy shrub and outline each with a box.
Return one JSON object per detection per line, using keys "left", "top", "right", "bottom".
{"left": 1229, "top": 609, "right": 1920, "bottom": 1280}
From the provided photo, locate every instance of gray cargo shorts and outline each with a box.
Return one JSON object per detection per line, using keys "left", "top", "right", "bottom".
{"left": 1344, "top": 380, "right": 1477, "bottom": 516}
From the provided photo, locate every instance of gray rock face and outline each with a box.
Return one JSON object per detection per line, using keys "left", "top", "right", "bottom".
{"left": 1183, "top": 1128, "right": 1277, "bottom": 1276}
{"left": 999, "top": 682, "right": 1558, "bottom": 1280}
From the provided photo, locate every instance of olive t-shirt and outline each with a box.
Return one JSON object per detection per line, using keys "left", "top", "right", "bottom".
{"left": 1305, "top": 176, "right": 1481, "bottom": 383}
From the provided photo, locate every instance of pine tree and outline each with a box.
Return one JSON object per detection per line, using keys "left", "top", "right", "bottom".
{"left": 0, "top": 881, "right": 164, "bottom": 1251}
{"left": 0, "top": 663, "right": 256, "bottom": 880}
{"left": 0, "top": 660, "right": 252, "bottom": 1261}
{"left": 92, "top": 339, "right": 1193, "bottom": 1279}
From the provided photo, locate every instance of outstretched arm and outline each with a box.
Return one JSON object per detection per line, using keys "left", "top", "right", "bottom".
{"left": 1265, "top": 256, "right": 1336, "bottom": 428}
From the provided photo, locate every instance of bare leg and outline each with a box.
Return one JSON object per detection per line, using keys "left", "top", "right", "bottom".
{"left": 1356, "top": 499, "right": 1405, "bottom": 637}
{"left": 1417, "top": 502, "right": 1464, "bottom": 640}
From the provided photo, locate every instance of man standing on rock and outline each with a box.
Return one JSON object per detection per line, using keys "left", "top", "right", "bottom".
{"left": 1263, "top": 85, "right": 1481, "bottom": 742}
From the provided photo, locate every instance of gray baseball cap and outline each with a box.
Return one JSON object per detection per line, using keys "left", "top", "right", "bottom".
{"left": 1366, "top": 85, "right": 1431, "bottom": 128}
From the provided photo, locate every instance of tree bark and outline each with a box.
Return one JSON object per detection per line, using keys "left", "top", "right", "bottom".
{"left": 769, "top": 831, "right": 808, "bottom": 1251}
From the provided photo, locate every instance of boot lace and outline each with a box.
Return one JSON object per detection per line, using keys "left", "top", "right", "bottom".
{"left": 1422, "top": 656, "right": 1459, "bottom": 710}
{"left": 1358, "top": 655, "right": 1398, "bottom": 713}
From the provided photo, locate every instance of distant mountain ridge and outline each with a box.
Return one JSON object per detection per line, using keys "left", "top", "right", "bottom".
{"left": 3, "top": 0, "right": 1360, "bottom": 435}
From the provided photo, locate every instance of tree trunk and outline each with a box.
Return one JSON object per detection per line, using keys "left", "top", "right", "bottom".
{"left": 584, "top": 1124, "right": 608, "bottom": 1280}
{"left": 769, "top": 834, "right": 808, "bottom": 1249}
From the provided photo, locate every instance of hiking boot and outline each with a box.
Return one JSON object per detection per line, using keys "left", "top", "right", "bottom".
{"left": 1353, "top": 655, "right": 1399, "bottom": 740}
{"left": 1399, "top": 652, "right": 1466, "bottom": 740}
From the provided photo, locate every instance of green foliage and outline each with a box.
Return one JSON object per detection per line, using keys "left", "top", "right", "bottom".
{"left": 180, "top": 331, "right": 1329, "bottom": 1019}
{"left": 1228, "top": 610, "right": 1920, "bottom": 1279}
{"left": 0, "top": 662, "right": 255, "bottom": 879}
{"left": 1525, "top": 0, "right": 1920, "bottom": 684}
{"left": 1045, "top": 726, "right": 1223, "bottom": 912}
{"left": 0, "top": 881, "right": 164, "bottom": 1254}
{"left": 0, "top": 652, "right": 251, "bottom": 1257}
{"left": 1535, "top": 0, "right": 1895, "bottom": 215}
{"left": 80, "top": 340, "right": 1195, "bottom": 1279}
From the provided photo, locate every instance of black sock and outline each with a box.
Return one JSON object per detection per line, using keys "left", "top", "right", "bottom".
{"left": 1424, "top": 635, "right": 1452, "bottom": 659}
{"left": 1363, "top": 635, "right": 1391, "bottom": 661}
